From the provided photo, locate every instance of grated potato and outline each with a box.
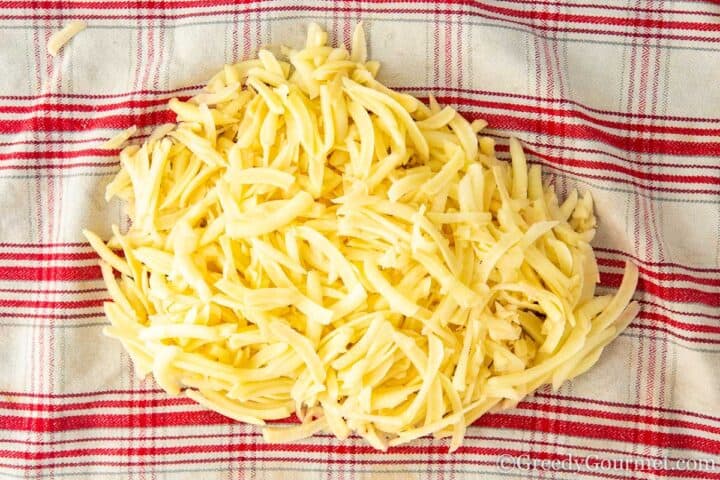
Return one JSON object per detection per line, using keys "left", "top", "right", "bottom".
{"left": 85, "top": 23, "right": 638, "bottom": 451}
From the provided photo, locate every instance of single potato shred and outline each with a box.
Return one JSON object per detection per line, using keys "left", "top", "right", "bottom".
{"left": 86, "top": 23, "right": 639, "bottom": 451}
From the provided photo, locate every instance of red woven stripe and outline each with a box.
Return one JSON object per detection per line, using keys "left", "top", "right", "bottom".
{"left": 517, "top": 402, "right": 720, "bottom": 438}
{"left": 639, "top": 299, "right": 720, "bottom": 320}
{"left": 476, "top": 413, "right": 720, "bottom": 456}
{"left": 1, "top": 409, "right": 718, "bottom": 457}
{"left": 3, "top": 0, "right": 719, "bottom": 19}
{"left": 3, "top": 396, "right": 719, "bottom": 438}
{"left": 0, "top": 251, "right": 99, "bottom": 261}
{"left": 0, "top": 4, "right": 719, "bottom": 44}
{"left": 489, "top": 134, "right": 720, "bottom": 171}
{"left": 638, "top": 310, "right": 720, "bottom": 335}
{"left": 478, "top": 112, "right": 720, "bottom": 157}
{"left": 536, "top": 392, "right": 720, "bottom": 424}
{"left": 596, "top": 258, "right": 720, "bottom": 287}
{"left": 504, "top": 0, "right": 720, "bottom": 18}
{"left": 0, "top": 263, "right": 713, "bottom": 304}
{"left": 0, "top": 397, "right": 192, "bottom": 413}
{"left": 0, "top": 161, "right": 117, "bottom": 171}
{"left": 0, "top": 97, "right": 170, "bottom": 114}
{"left": 0, "top": 111, "right": 175, "bottom": 134}
{"left": 0, "top": 429, "right": 707, "bottom": 478}
{"left": 0, "top": 298, "right": 105, "bottom": 309}
{"left": 0, "top": 312, "right": 102, "bottom": 320}
{"left": 0, "top": 264, "right": 714, "bottom": 308}
{"left": 4, "top": 304, "right": 717, "bottom": 345}
{"left": 631, "top": 322, "right": 720, "bottom": 345}
{"left": 0, "top": 460, "right": 644, "bottom": 480}
{"left": 7, "top": 85, "right": 720, "bottom": 125}
{"left": 6, "top": 142, "right": 717, "bottom": 195}
{"left": 0, "top": 149, "right": 117, "bottom": 161}
{"left": 5, "top": 387, "right": 717, "bottom": 426}
{"left": 604, "top": 272, "right": 720, "bottom": 308}
{"left": 0, "top": 2, "right": 717, "bottom": 474}
{"left": 0, "top": 265, "right": 100, "bottom": 281}
{"left": 0, "top": 286, "right": 105, "bottom": 294}
{"left": 0, "top": 444, "right": 716, "bottom": 480}
{"left": 4, "top": 93, "right": 719, "bottom": 140}
{"left": 595, "top": 247, "right": 720, "bottom": 273}
{"left": 444, "top": 96, "right": 720, "bottom": 137}
{"left": 0, "top": 1, "right": 718, "bottom": 36}
{"left": 0, "top": 241, "right": 88, "bottom": 247}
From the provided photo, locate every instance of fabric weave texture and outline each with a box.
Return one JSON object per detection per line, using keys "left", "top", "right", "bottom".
{"left": 0, "top": 1, "right": 718, "bottom": 478}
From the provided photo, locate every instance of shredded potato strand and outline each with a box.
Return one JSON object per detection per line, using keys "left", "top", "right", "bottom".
{"left": 87, "top": 22, "right": 638, "bottom": 451}
{"left": 47, "top": 20, "right": 86, "bottom": 56}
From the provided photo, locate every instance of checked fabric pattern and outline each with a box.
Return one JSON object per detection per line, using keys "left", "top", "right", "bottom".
{"left": 0, "top": 1, "right": 719, "bottom": 479}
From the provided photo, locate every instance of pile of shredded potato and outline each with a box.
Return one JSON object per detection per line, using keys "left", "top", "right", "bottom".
{"left": 85, "top": 23, "right": 639, "bottom": 451}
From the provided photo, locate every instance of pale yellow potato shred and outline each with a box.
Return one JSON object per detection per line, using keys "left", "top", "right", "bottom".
{"left": 85, "top": 23, "right": 639, "bottom": 451}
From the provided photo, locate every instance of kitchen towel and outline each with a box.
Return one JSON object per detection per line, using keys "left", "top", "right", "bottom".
{"left": 0, "top": 1, "right": 718, "bottom": 478}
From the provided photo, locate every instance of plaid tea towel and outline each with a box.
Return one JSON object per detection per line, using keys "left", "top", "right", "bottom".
{"left": 0, "top": 1, "right": 718, "bottom": 478}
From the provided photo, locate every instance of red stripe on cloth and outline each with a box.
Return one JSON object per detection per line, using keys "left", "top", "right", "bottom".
{"left": 595, "top": 247, "right": 720, "bottom": 273}
{"left": 0, "top": 4, "right": 719, "bottom": 44}
{"left": 0, "top": 431, "right": 664, "bottom": 466}
{"left": 0, "top": 286, "right": 105, "bottom": 294}
{"left": 479, "top": 4, "right": 720, "bottom": 32}
{"left": 535, "top": 392, "right": 720, "bottom": 424}
{"left": 0, "top": 265, "right": 713, "bottom": 307}
{"left": 3, "top": 245, "right": 717, "bottom": 275}
{"left": 488, "top": 134, "right": 720, "bottom": 172}
{"left": 0, "top": 148, "right": 117, "bottom": 162}
{"left": 7, "top": 140, "right": 718, "bottom": 195}
{"left": 7, "top": 84, "right": 720, "bottom": 125}
{"left": 0, "top": 265, "right": 100, "bottom": 281}
{"left": 0, "top": 444, "right": 514, "bottom": 461}
{"left": 0, "top": 430, "right": 706, "bottom": 478}
{"left": 602, "top": 272, "right": 720, "bottom": 308}
{"left": 423, "top": 88, "right": 720, "bottom": 124}
{"left": 447, "top": 104, "right": 720, "bottom": 157}
{"left": 5, "top": 387, "right": 718, "bottom": 425}
{"left": 639, "top": 310, "right": 720, "bottom": 335}
{"left": 0, "top": 137, "right": 109, "bottom": 147}
{"left": 0, "top": 388, "right": 162, "bottom": 398}
{"left": 0, "top": 86, "right": 200, "bottom": 101}
{"left": 0, "top": 312, "right": 102, "bottom": 320}
{"left": 476, "top": 413, "right": 720, "bottom": 456}
{"left": 517, "top": 401, "right": 720, "bottom": 438}
{"left": 0, "top": 97, "right": 171, "bottom": 114}
{"left": 639, "top": 299, "right": 720, "bottom": 320}
{"left": 0, "top": 111, "right": 175, "bottom": 134}
{"left": 0, "top": 251, "right": 99, "bottom": 261}
{"left": 597, "top": 258, "right": 720, "bottom": 287}
{"left": 0, "top": 444, "right": 716, "bottom": 480}
{"left": 630, "top": 322, "right": 720, "bottom": 345}
{"left": 6, "top": 301, "right": 718, "bottom": 345}
{"left": 2, "top": 409, "right": 719, "bottom": 458}
{"left": 0, "top": 263, "right": 714, "bottom": 308}
{"left": 0, "top": 242, "right": 88, "bottom": 247}
{"left": 0, "top": 410, "right": 232, "bottom": 432}
{"left": 3, "top": 394, "right": 719, "bottom": 439}
{"left": 521, "top": 146, "right": 720, "bottom": 187}
{"left": 5, "top": 92, "right": 720, "bottom": 142}
{"left": 2, "top": 0, "right": 717, "bottom": 20}
{"left": 530, "top": 160, "right": 720, "bottom": 195}
{"left": 5, "top": 125, "right": 719, "bottom": 194}
{"left": 503, "top": 0, "right": 720, "bottom": 18}
{"left": 0, "top": 298, "right": 105, "bottom": 309}
{"left": 0, "top": 161, "right": 117, "bottom": 172}
{"left": 0, "top": 0, "right": 719, "bottom": 36}
{"left": 0, "top": 461, "right": 671, "bottom": 480}
{"left": 0, "top": 397, "right": 192, "bottom": 413}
